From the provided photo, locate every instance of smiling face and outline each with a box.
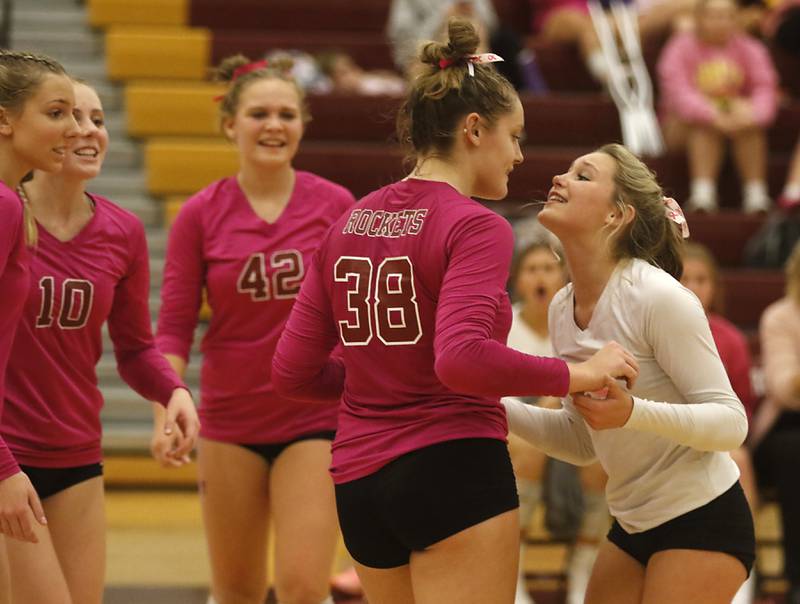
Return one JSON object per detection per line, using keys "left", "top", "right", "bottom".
{"left": 538, "top": 151, "right": 619, "bottom": 240}
{"left": 223, "top": 78, "right": 304, "bottom": 169}
{"left": 514, "top": 246, "right": 567, "bottom": 312}
{"left": 4, "top": 73, "right": 78, "bottom": 173}
{"left": 60, "top": 82, "right": 107, "bottom": 181}
{"left": 470, "top": 96, "right": 525, "bottom": 200}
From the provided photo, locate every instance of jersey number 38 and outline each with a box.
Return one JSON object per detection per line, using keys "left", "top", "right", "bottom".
{"left": 334, "top": 256, "right": 422, "bottom": 346}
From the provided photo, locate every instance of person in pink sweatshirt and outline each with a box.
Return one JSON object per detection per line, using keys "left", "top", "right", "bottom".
{"left": 657, "top": 0, "right": 778, "bottom": 213}
{"left": 272, "top": 17, "right": 638, "bottom": 604}
{"left": 2, "top": 79, "right": 198, "bottom": 604}
{"left": 155, "top": 54, "right": 355, "bottom": 604}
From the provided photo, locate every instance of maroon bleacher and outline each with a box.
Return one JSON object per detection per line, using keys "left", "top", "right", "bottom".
{"left": 190, "top": 0, "right": 391, "bottom": 32}
{"left": 211, "top": 31, "right": 394, "bottom": 72}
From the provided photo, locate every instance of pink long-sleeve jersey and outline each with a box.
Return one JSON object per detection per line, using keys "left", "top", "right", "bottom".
{"left": 272, "top": 178, "right": 570, "bottom": 484}
{"left": 2, "top": 194, "right": 185, "bottom": 468}
{"left": 156, "top": 172, "right": 355, "bottom": 444}
{"left": 0, "top": 185, "right": 30, "bottom": 481}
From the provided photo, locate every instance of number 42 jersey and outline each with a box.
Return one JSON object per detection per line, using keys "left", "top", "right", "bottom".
{"left": 273, "top": 178, "right": 569, "bottom": 484}
{"left": 157, "top": 173, "right": 355, "bottom": 444}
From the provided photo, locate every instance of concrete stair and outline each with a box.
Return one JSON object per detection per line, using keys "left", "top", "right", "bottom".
{"left": 11, "top": 0, "right": 178, "bottom": 450}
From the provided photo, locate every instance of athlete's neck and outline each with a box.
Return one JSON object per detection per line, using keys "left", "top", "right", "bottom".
{"left": 520, "top": 303, "right": 548, "bottom": 338}
{"left": 237, "top": 163, "right": 295, "bottom": 205}
{"left": 562, "top": 239, "right": 618, "bottom": 329}
{"left": 22, "top": 172, "right": 92, "bottom": 240}
{"left": 0, "top": 145, "right": 31, "bottom": 190}
{"left": 408, "top": 155, "right": 473, "bottom": 198}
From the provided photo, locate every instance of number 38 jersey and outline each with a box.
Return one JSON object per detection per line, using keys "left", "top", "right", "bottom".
{"left": 156, "top": 172, "right": 355, "bottom": 444}
{"left": 2, "top": 194, "right": 185, "bottom": 468}
{"left": 273, "top": 179, "right": 569, "bottom": 484}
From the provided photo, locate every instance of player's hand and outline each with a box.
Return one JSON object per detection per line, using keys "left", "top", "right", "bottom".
{"left": 567, "top": 341, "right": 639, "bottom": 393}
{"left": 163, "top": 388, "right": 200, "bottom": 461}
{"left": 572, "top": 375, "right": 634, "bottom": 430}
{"left": 0, "top": 471, "right": 46, "bottom": 543}
{"left": 151, "top": 420, "right": 190, "bottom": 468}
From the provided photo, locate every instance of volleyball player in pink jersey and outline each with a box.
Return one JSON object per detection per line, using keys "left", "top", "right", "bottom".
{"left": 272, "top": 18, "right": 638, "bottom": 603}
{"left": 0, "top": 51, "right": 78, "bottom": 604}
{"left": 1, "top": 80, "right": 198, "bottom": 604}
{"left": 155, "top": 55, "right": 355, "bottom": 604}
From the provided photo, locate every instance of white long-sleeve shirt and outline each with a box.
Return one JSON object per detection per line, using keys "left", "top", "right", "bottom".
{"left": 504, "top": 259, "right": 747, "bottom": 533}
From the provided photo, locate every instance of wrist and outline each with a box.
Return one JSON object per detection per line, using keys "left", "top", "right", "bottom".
{"left": 566, "top": 362, "right": 588, "bottom": 393}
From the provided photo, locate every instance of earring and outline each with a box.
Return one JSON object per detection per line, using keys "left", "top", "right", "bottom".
{"left": 463, "top": 128, "right": 468, "bottom": 134}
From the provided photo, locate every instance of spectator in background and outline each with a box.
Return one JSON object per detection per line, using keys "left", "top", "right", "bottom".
{"left": 506, "top": 230, "right": 611, "bottom": 604}
{"left": 680, "top": 241, "right": 759, "bottom": 604}
{"left": 529, "top": 0, "right": 608, "bottom": 85}
{"left": 387, "top": 0, "right": 546, "bottom": 92}
{"left": 657, "top": 0, "right": 778, "bottom": 213}
{"left": 316, "top": 52, "right": 406, "bottom": 96}
{"left": 751, "top": 240, "right": 800, "bottom": 604}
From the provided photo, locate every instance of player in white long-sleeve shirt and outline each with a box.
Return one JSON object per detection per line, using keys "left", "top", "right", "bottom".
{"left": 504, "top": 143, "right": 753, "bottom": 604}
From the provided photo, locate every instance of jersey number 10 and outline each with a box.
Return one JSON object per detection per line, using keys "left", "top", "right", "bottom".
{"left": 36, "top": 277, "right": 94, "bottom": 330}
{"left": 334, "top": 256, "right": 422, "bottom": 346}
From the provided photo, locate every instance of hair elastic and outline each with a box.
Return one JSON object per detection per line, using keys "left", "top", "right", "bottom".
{"left": 438, "top": 53, "right": 504, "bottom": 76}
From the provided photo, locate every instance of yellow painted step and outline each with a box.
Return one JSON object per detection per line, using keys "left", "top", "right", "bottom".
{"left": 104, "top": 454, "right": 197, "bottom": 488}
{"left": 126, "top": 81, "right": 224, "bottom": 137}
{"left": 106, "top": 26, "right": 210, "bottom": 81}
{"left": 88, "top": 0, "right": 188, "bottom": 27}
{"left": 164, "top": 194, "right": 188, "bottom": 227}
{"left": 146, "top": 138, "right": 236, "bottom": 196}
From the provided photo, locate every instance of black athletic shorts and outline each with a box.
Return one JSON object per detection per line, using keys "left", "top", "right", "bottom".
{"left": 20, "top": 463, "right": 104, "bottom": 500}
{"left": 335, "top": 437, "right": 519, "bottom": 569}
{"left": 607, "top": 481, "right": 755, "bottom": 575}
{"left": 239, "top": 430, "right": 336, "bottom": 466}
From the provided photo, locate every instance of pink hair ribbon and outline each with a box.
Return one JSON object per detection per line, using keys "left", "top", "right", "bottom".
{"left": 663, "top": 197, "right": 690, "bottom": 239}
{"left": 439, "top": 53, "right": 504, "bottom": 76}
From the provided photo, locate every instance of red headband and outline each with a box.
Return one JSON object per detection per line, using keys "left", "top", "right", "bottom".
{"left": 213, "top": 59, "right": 270, "bottom": 102}
{"left": 231, "top": 59, "right": 269, "bottom": 82}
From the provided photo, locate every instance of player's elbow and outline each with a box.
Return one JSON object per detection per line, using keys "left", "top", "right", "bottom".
{"left": 271, "top": 359, "right": 305, "bottom": 400}
{"left": 434, "top": 351, "right": 482, "bottom": 395}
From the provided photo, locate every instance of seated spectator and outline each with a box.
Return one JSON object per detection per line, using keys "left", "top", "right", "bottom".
{"left": 657, "top": 0, "right": 778, "bottom": 213}
{"left": 317, "top": 52, "right": 406, "bottom": 96}
{"left": 751, "top": 240, "right": 800, "bottom": 604}
{"left": 506, "top": 229, "right": 610, "bottom": 604}
{"left": 388, "top": 0, "right": 496, "bottom": 73}
{"left": 387, "top": 0, "right": 545, "bottom": 91}
{"left": 681, "top": 241, "right": 759, "bottom": 604}
{"left": 529, "top": 0, "right": 609, "bottom": 85}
